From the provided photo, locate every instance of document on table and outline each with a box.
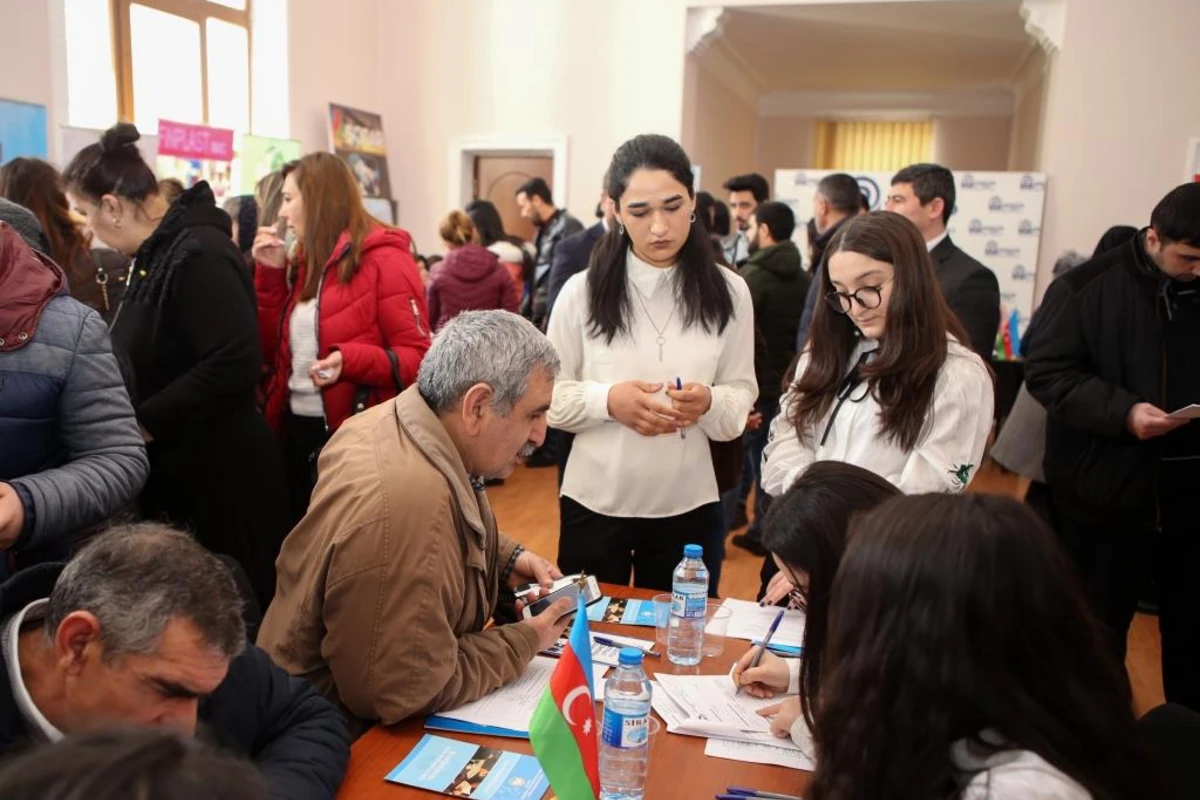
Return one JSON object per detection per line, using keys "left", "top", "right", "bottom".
{"left": 586, "top": 597, "right": 660, "bottom": 626}
{"left": 542, "top": 632, "right": 658, "bottom": 666}
{"left": 427, "top": 656, "right": 608, "bottom": 737}
{"left": 717, "top": 598, "right": 806, "bottom": 650}
{"left": 1167, "top": 404, "right": 1200, "bottom": 420}
{"left": 704, "top": 738, "right": 815, "bottom": 771}
{"left": 653, "top": 673, "right": 801, "bottom": 749}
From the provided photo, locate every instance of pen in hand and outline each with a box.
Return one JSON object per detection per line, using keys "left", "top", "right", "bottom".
{"left": 674, "top": 377, "right": 687, "bottom": 440}
{"left": 737, "top": 608, "right": 785, "bottom": 696}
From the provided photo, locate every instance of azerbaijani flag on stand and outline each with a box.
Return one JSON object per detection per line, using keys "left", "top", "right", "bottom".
{"left": 529, "top": 594, "right": 600, "bottom": 800}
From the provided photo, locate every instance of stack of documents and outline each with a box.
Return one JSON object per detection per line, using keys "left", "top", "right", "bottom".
{"left": 426, "top": 656, "right": 608, "bottom": 738}
{"left": 651, "top": 674, "right": 814, "bottom": 771}
{"left": 716, "top": 599, "right": 806, "bottom": 655}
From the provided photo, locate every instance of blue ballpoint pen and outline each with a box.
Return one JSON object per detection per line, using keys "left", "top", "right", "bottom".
{"left": 593, "top": 636, "right": 659, "bottom": 657}
{"left": 674, "top": 377, "right": 687, "bottom": 439}
{"left": 736, "top": 609, "right": 786, "bottom": 696}
{"left": 724, "top": 789, "right": 804, "bottom": 800}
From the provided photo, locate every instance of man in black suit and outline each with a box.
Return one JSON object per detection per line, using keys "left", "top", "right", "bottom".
{"left": 885, "top": 163, "right": 1001, "bottom": 360}
{"left": 545, "top": 188, "right": 614, "bottom": 320}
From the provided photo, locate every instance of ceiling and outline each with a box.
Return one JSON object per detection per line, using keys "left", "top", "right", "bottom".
{"left": 708, "top": 1, "right": 1033, "bottom": 94}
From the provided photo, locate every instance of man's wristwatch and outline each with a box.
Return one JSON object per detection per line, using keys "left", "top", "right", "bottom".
{"left": 501, "top": 544, "right": 526, "bottom": 586}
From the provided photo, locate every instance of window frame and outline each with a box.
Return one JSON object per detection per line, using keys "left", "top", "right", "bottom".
{"left": 111, "top": 0, "right": 253, "bottom": 127}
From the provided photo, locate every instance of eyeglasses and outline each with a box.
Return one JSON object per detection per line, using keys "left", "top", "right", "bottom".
{"left": 825, "top": 280, "right": 891, "bottom": 315}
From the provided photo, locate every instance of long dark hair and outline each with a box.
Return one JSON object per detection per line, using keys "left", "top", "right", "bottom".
{"left": 0, "top": 157, "right": 90, "bottom": 272}
{"left": 465, "top": 199, "right": 505, "bottom": 247}
{"left": 812, "top": 494, "right": 1155, "bottom": 800}
{"left": 586, "top": 134, "right": 733, "bottom": 343}
{"left": 759, "top": 461, "right": 899, "bottom": 734}
{"left": 788, "top": 211, "right": 973, "bottom": 452}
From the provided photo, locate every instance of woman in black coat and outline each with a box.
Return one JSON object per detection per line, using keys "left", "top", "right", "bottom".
{"left": 63, "top": 123, "right": 289, "bottom": 609}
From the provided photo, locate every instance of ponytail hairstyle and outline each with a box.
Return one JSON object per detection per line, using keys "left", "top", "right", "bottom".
{"left": 62, "top": 123, "right": 158, "bottom": 207}
{"left": 438, "top": 210, "right": 478, "bottom": 249}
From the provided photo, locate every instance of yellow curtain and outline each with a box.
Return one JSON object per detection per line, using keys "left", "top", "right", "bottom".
{"left": 813, "top": 120, "right": 933, "bottom": 171}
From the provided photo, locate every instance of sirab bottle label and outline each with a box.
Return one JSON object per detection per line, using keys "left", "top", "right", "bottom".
{"left": 671, "top": 590, "right": 707, "bottom": 619}
{"left": 602, "top": 709, "right": 649, "bottom": 748}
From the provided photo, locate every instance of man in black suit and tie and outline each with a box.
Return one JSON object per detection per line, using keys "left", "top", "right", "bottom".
{"left": 885, "top": 163, "right": 1001, "bottom": 360}
{"left": 545, "top": 188, "right": 614, "bottom": 320}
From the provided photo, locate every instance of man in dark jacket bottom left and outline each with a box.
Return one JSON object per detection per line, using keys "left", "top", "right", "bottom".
{"left": 0, "top": 523, "right": 350, "bottom": 800}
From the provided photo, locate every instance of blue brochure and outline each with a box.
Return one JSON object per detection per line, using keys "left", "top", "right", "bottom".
{"left": 586, "top": 596, "right": 659, "bottom": 627}
{"left": 386, "top": 734, "right": 550, "bottom": 800}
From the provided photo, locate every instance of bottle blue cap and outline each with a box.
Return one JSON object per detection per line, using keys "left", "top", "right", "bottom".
{"left": 684, "top": 544, "right": 703, "bottom": 559}
{"left": 618, "top": 647, "right": 644, "bottom": 667}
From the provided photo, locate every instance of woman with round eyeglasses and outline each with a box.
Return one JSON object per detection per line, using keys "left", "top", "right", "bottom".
{"left": 761, "top": 210, "right": 993, "bottom": 500}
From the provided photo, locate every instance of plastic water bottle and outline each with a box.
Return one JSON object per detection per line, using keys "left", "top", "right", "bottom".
{"left": 600, "top": 648, "right": 653, "bottom": 800}
{"left": 667, "top": 544, "right": 709, "bottom": 666}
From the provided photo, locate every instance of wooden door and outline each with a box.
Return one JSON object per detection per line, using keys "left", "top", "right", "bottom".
{"left": 473, "top": 155, "right": 553, "bottom": 244}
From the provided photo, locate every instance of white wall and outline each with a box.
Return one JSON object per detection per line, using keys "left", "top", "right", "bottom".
{"left": 288, "top": 0, "right": 380, "bottom": 153}
{"left": 932, "top": 116, "right": 1013, "bottom": 171}
{"left": 683, "top": 55, "right": 760, "bottom": 198}
{"left": 756, "top": 116, "right": 816, "bottom": 192}
{"left": 0, "top": 0, "right": 57, "bottom": 157}
{"left": 377, "top": 0, "right": 687, "bottom": 251}
{"left": 1007, "top": 47, "right": 1046, "bottom": 172}
{"left": 1037, "top": 0, "right": 1200, "bottom": 299}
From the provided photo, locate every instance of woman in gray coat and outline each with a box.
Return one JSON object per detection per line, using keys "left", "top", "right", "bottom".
{"left": 0, "top": 213, "right": 148, "bottom": 578}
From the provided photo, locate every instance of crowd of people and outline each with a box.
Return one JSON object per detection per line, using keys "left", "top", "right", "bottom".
{"left": 0, "top": 118, "right": 1197, "bottom": 800}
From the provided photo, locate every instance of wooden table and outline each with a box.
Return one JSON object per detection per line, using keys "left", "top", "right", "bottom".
{"left": 336, "top": 583, "right": 813, "bottom": 799}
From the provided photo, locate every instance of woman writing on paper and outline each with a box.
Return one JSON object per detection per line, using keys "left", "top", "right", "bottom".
{"left": 731, "top": 461, "right": 899, "bottom": 756}
{"left": 808, "top": 493, "right": 1154, "bottom": 800}
{"left": 252, "top": 153, "right": 430, "bottom": 525}
{"left": 546, "top": 134, "right": 756, "bottom": 591}
{"left": 762, "top": 211, "right": 993, "bottom": 499}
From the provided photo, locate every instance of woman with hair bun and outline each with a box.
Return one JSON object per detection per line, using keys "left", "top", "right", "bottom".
{"left": 62, "top": 123, "right": 289, "bottom": 610}
{"left": 426, "top": 209, "right": 519, "bottom": 332}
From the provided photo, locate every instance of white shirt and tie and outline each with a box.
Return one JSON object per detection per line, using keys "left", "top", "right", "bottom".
{"left": 546, "top": 249, "right": 758, "bottom": 518}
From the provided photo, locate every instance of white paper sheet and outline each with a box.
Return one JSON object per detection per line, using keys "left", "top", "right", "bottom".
{"left": 1167, "top": 404, "right": 1200, "bottom": 420}
{"left": 589, "top": 632, "right": 659, "bottom": 666}
{"left": 704, "top": 738, "right": 815, "bottom": 771}
{"left": 718, "top": 598, "right": 806, "bottom": 649}
{"left": 433, "top": 656, "right": 608, "bottom": 732}
{"left": 653, "top": 674, "right": 801, "bottom": 748}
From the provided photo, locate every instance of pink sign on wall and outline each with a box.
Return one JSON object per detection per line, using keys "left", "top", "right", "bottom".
{"left": 156, "top": 119, "right": 234, "bottom": 161}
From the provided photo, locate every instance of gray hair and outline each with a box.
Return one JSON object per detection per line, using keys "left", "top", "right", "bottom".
{"left": 46, "top": 524, "right": 246, "bottom": 660}
{"left": 418, "top": 310, "right": 560, "bottom": 415}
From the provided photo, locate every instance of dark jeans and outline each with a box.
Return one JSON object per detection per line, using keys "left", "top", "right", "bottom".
{"left": 559, "top": 496, "right": 723, "bottom": 592}
{"left": 1050, "top": 466, "right": 1200, "bottom": 711}
{"left": 740, "top": 401, "right": 778, "bottom": 543}
{"left": 283, "top": 412, "right": 327, "bottom": 528}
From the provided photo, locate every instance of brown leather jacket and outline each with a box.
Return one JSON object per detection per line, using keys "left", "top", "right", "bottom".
{"left": 257, "top": 386, "right": 539, "bottom": 729}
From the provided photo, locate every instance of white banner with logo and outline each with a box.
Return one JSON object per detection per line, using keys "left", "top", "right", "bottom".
{"left": 774, "top": 168, "right": 1047, "bottom": 356}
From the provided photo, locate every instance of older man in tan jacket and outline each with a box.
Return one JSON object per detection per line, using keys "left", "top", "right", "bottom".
{"left": 258, "top": 311, "right": 572, "bottom": 731}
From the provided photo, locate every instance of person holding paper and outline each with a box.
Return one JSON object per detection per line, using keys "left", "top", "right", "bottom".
{"left": 1026, "top": 182, "right": 1200, "bottom": 711}
{"left": 731, "top": 462, "right": 899, "bottom": 750}
{"left": 762, "top": 211, "right": 994, "bottom": 500}
{"left": 258, "top": 311, "right": 573, "bottom": 732}
{"left": 807, "top": 493, "right": 1155, "bottom": 800}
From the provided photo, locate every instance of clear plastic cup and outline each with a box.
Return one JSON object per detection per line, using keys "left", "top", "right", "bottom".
{"left": 703, "top": 602, "right": 733, "bottom": 657}
{"left": 652, "top": 593, "right": 672, "bottom": 646}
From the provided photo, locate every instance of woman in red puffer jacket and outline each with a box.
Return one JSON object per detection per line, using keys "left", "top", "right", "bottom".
{"left": 426, "top": 210, "right": 519, "bottom": 332}
{"left": 252, "top": 153, "right": 430, "bottom": 525}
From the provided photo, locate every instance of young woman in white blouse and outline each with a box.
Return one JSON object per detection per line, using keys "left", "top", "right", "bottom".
{"left": 546, "top": 134, "right": 756, "bottom": 590}
{"left": 762, "top": 210, "right": 993, "bottom": 499}
{"left": 806, "top": 493, "right": 1154, "bottom": 800}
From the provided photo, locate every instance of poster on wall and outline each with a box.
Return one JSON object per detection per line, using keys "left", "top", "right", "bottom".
{"left": 0, "top": 98, "right": 48, "bottom": 165}
{"left": 1187, "top": 138, "right": 1200, "bottom": 183}
{"left": 156, "top": 119, "right": 236, "bottom": 203}
{"left": 775, "top": 168, "right": 1048, "bottom": 360}
{"left": 60, "top": 126, "right": 159, "bottom": 169}
{"left": 239, "top": 134, "right": 302, "bottom": 193}
{"left": 328, "top": 103, "right": 391, "bottom": 199}
{"left": 362, "top": 197, "right": 396, "bottom": 225}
